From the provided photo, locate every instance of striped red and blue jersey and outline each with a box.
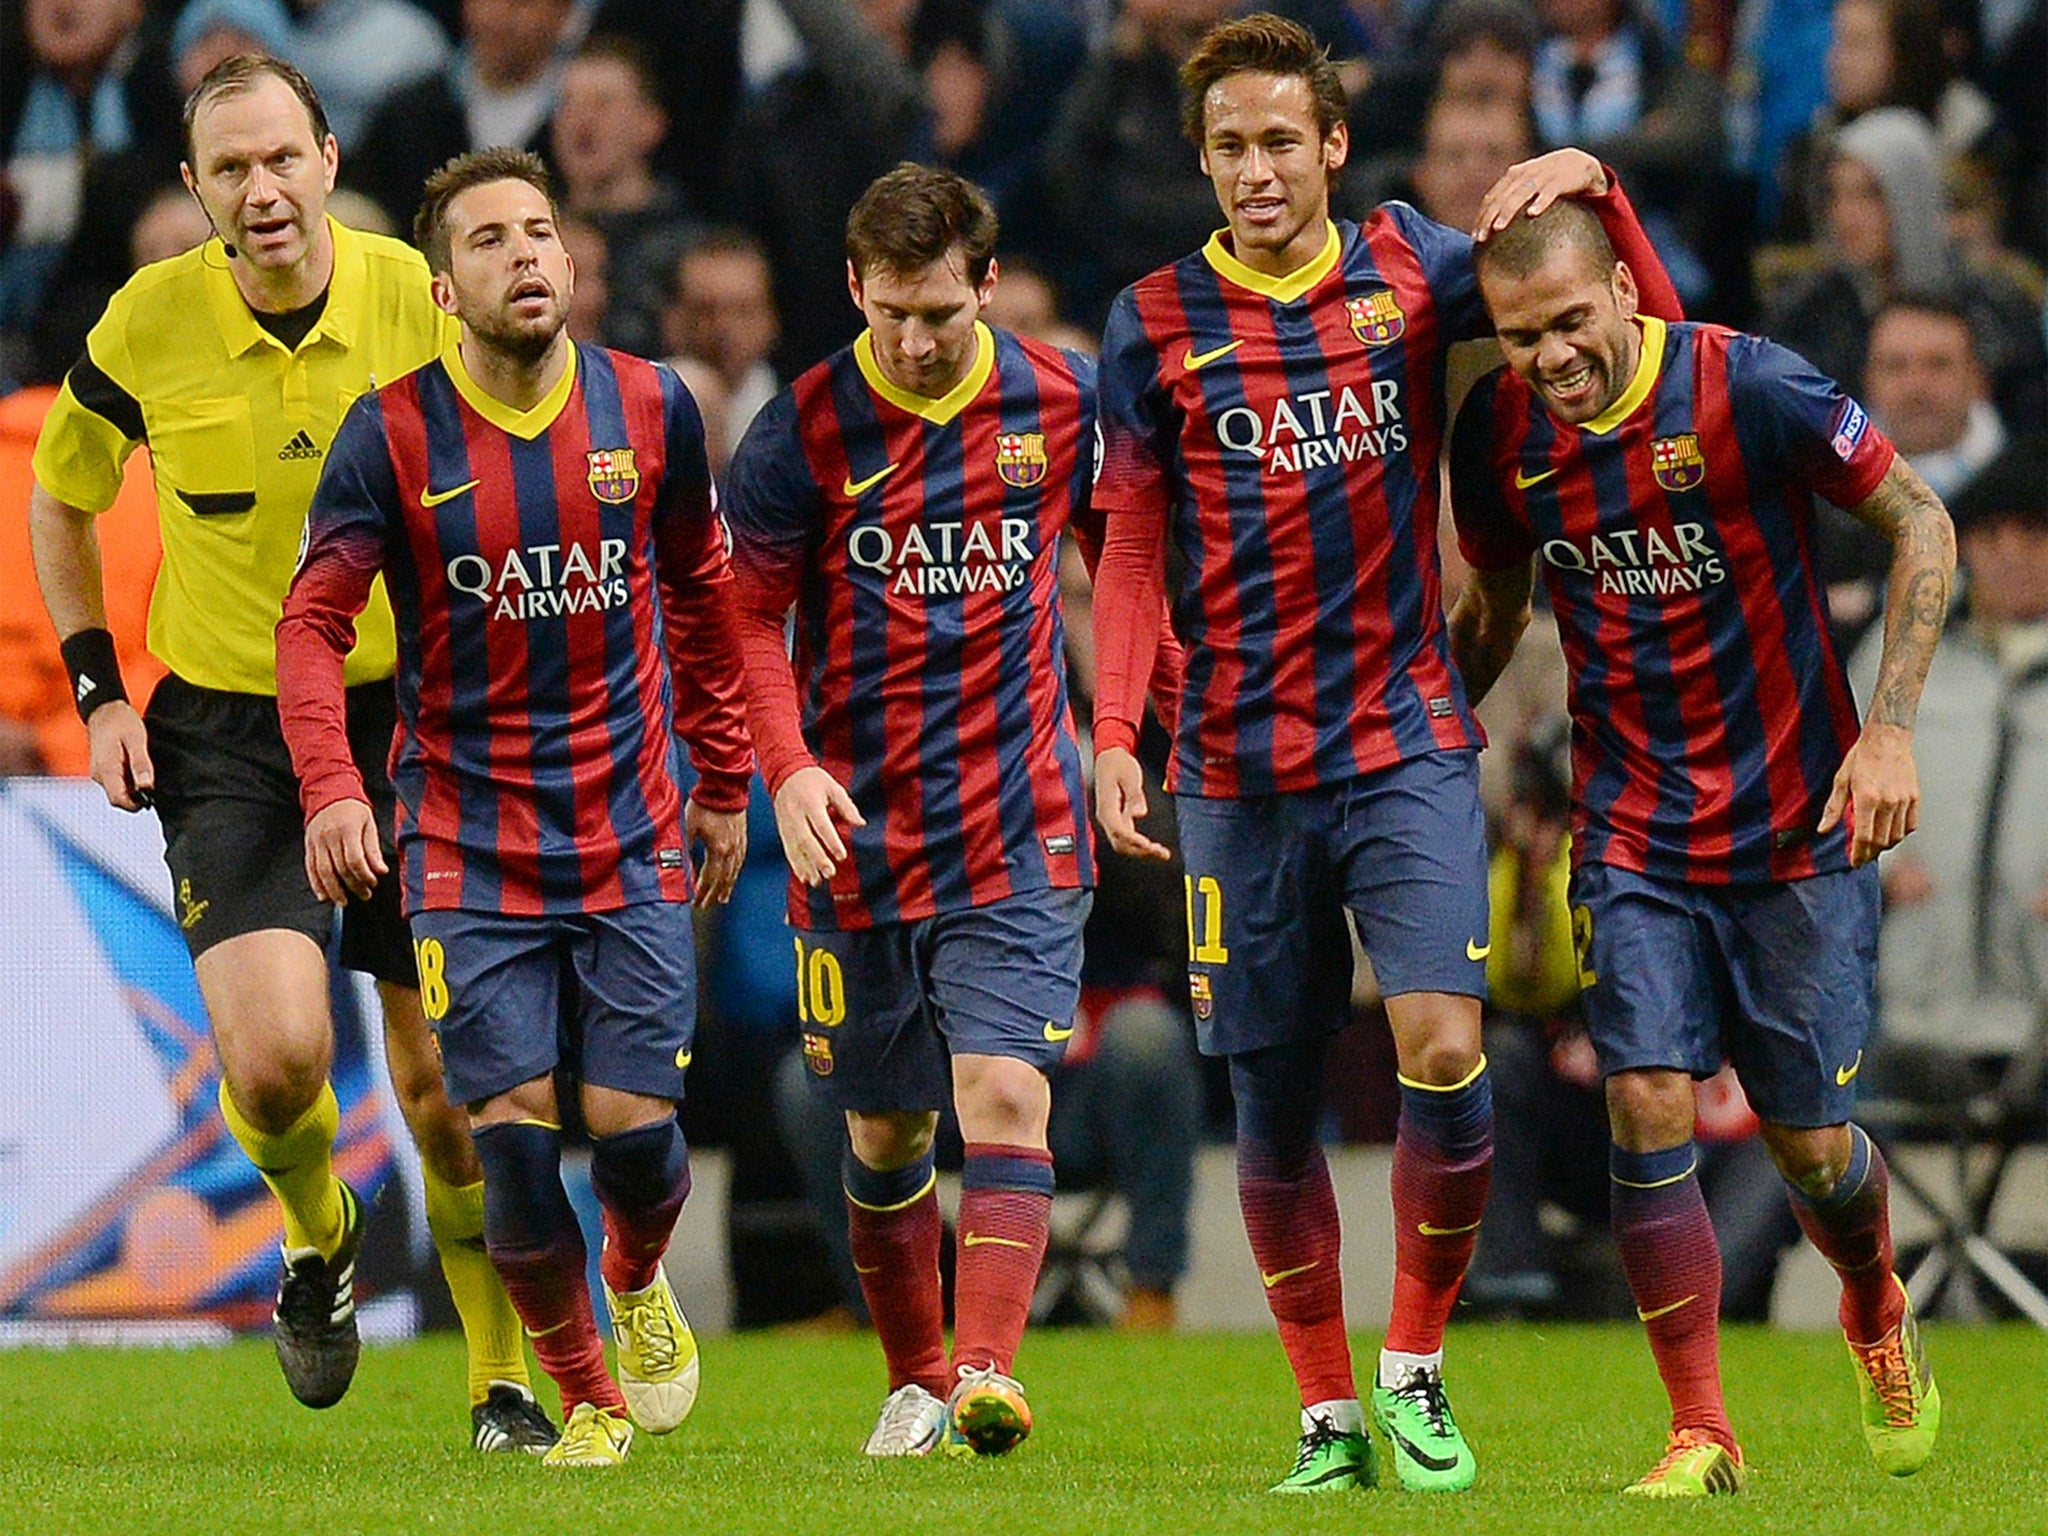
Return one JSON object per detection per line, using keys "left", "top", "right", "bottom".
{"left": 1450, "top": 317, "right": 1896, "bottom": 883}
{"left": 1092, "top": 206, "right": 1491, "bottom": 795}
{"left": 725, "top": 322, "right": 1095, "bottom": 931}
{"left": 277, "top": 342, "right": 753, "bottom": 916}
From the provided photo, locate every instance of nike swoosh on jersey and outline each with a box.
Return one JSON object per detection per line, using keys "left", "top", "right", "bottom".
{"left": 1466, "top": 939, "right": 1491, "bottom": 961}
{"left": 1836, "top": 1051, "right": 1862, "bottom": 1086}
{"left": 1637, "top": 1294, "right": 1699, "bottom": 1322}
{"left": 1513, "top": 467, "right": 1560, "bottom": 489}
{"left": 1043, "top": 1020, "right": 1075, "bottom": 1043}
{"left": 1260, "top": 1261, "right": 1319, "bottom": 1288}
{"left": 842, "top": 463, "right": 898, "bottom": 497}
{"left": 1417, "top": 1219, "right": 1482, "bottom": 1237}
{"left": 962, "top": 1233, "right": 1032, "bottom": 1250}
{"left": 1181, "top": 339, "right": 1244, "bottom": 371}
{"left": 420, "top": 478, "right": 480, "bottom": 508}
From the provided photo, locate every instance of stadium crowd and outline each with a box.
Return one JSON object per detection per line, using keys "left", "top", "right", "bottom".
{"left": 1, "top": 0, "right": 2043, "bottom": 1348}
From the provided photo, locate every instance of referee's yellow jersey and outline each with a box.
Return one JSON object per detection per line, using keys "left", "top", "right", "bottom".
{"left": 32, "top": 218, "right": 454, "bottom": 696}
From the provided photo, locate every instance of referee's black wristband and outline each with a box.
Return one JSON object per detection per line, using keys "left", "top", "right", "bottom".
{"left": 60, "top": 627, "right": 127, "bottom": 722}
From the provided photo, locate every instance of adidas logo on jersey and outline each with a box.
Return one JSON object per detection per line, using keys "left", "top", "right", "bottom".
{"left": 278, "top": 430, "right": 323, "bottom": 461}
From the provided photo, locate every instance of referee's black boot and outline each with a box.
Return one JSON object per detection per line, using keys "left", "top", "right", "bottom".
{"left": 272, "top": 1181, "right": 364, "bottom": 1409}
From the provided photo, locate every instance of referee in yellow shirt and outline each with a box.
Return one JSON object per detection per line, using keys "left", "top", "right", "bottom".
{"left": 26, "top": 56, "right": 550, "bottom": 1453}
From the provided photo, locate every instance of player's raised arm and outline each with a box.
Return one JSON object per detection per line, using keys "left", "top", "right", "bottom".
{"left": 1819, "top": 455, "right": 1956, "bottom": 864}
{"left": 1089, "top": 291, "right": 1178, "bottom": 862}
{"left": 276, "top": 397, "right": 394, "bottom": 904}
{"left": 723, "top": 392, "right": 865, "bottom": 888}
{"left": 649, "top": 365, "right": 754, "bottom": 904}
{"left": 1473, "top": 153, "right": 1684, "bottom": 323}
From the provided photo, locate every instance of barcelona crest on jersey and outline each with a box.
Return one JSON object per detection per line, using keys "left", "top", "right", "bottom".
{"left": 587, "top": 447, "right": 640, "bottom": 503}
{"left": 1346, "top": 289, "right": 1406, "bottom": 347}
{"left": 995, "top": 431, "right": 1049, "bottom": 489}
{"left": 1652, "top": 433, "right": 1707, "bottom": 492}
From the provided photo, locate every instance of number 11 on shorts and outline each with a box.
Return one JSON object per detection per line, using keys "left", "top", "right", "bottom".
{"left": 1184, "top": 875, "right": 1230, "bottom": 965}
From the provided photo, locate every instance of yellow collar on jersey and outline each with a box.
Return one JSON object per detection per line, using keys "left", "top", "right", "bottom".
{"left": 1580, "top": 314, "right": 1667, "bottom": 436}
{"left": 445, "top": 337, "right": 580, "bottom": 439}
{"left": 1201, "top": 220, "right": 1342, "bottom": 304}
{"left": 203, "top": 215, "right": 367, "bottom": 357}
{"left": 855, "top": 321, "right": 996, "bottom": 425}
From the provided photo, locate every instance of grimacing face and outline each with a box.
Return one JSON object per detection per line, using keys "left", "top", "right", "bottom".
{"left": 434, "top": 177, "right": 576, "bottom": 365}
{"left": 183, "top": 73, "right": 338, "bottom": 277}
{"left": 848, "top": 245, "right": 995, "bottom": 399}
{"left": 1199, "top": 70, "right": 1347, "bottom": 275}
{"left": 1481, "top": 240, "right": 1643, "bottom": 427}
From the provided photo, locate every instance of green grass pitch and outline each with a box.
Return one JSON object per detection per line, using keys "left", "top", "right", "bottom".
{"left": 2, "top": 1324, "right": 2042, "bottom": 1536}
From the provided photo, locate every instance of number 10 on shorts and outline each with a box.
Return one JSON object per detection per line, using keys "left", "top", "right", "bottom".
{"left": 792, "top": 936, "right": 847, "bottom": 1026}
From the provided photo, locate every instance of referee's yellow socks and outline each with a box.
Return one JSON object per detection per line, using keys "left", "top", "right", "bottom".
{"left": 422, "top": 1168, "right": 530, "bottom": 1404}
{"left": 220, "top": 1080, "right": 347, "bottom": 1259}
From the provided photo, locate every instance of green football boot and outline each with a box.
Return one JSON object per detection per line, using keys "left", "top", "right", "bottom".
{"left": 1621, "top": 1429, "right": 1744, "bottom": 1498}
{"left": 1848, "top": 1277, "right": 1941, "bottom": 1477}
{"left": 1372, "top": 1365, "right": 1477, "bottom": 1492}
{"left": 1270, "top": 1412, "right": 1376, "bottom": 1493}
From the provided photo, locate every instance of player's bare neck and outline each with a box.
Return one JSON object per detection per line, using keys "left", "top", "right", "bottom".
{"left": 232, "top": 222, "right": 336, "bottom": 317}
{"left": 1234, "top": 208, "right": 1332, "bottom": 280}
{"left": 460, "top": 329, "right": 572, "bottom": 411}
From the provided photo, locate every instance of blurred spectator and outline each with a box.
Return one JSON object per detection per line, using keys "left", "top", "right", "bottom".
{"left": 1773, "top": 0, "right": 1994, "bottom": 242}
{"left": 668, "top": 353, "right": 734, "bottom": 478}
{"left": 980, "top": 252, "right": 1095, "bottom": 352}
{"left": 1866, "top": 294, "right": 2009, "bottom": 502}
{"left": 551, "top": 35, "right": 700, "bottom": 358}
{"left": 1347, "top": 0, "right": 1538, "bottom": 168}
{"left": 1763, "top": 108, "right": 2047, "bottom": 433}
{"left": 660, "top": 229, "right": 781, "bottom": 461}
{"left": 325, "top": 185, "right": 398, "bottom": 235}
{"left": 352, "top": 0, "right": 578, "bottom": 229}
{"left": 171, "top": 0, "right": 297, "bottom": 97}
{"left": 1855, "top": 434, "right": 2048, "bottom": 1088}
{"left": 125, "top": 185, "right": 212, "bottom": 269}
{"left": 1528, "top": 0, "right": 1721, "bottom": 304}
{"left": 721, "top": 0, "right": 930, "bottom": 375}
{"left": 1389, "top": 90, "right": 1533, "bottom": 233}
{"left": 1724, "top": 0, "right": 1835, "bottom": 234}
{"left": 0, "top": 0, "right": 181, "bottom": 383}
{"left": 289, "top": 0, "right": 452, "bottom": 151}
{"left": 557, "top": 214, "right": 609, "bottom": 345}
{"left": 588, "top": 0, "right": 742, "bottom": 214}
{"left": 1039, "top": 0, "right": 1240, "bottom": 327}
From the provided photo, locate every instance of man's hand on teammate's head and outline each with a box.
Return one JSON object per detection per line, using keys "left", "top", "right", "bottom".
{"left": 1093, "top": 746, "right": 1172, "bottom": 862}
{"left": 87, "top": 700, "right": 155, "bottom": 812}
{"left": 1471, "top": 150, "right": 1609, "bottom": 240}
{"left": 1817, "top": 721, "right": 1920, "bottom": 867}
{"left": 686, "top": 799, "right": 748, "bottom": 905}
{"left": 305, "top": 797, "right": 387, "bottom": 903}
{"left": 772, "top": 766, "right": 867, "bottom": 887}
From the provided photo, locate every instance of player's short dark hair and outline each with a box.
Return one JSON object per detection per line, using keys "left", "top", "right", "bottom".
{"left": 845, "top": 163, "right": 1000, "bottom": 287}
{"left": 571, "top": 33, "right": 665, "bottom": 111}
{"left": 1872, "top": 288, "right": 1983, "bottom": 359}
{"left": 1474, "top": 198, "right": 1616, "bottom": 285}
{"left": 1178, "top": 13, "right": 1348, "bottom": 146}
{"left": 181, "top": 54, "right": 330, "bottom": 168}
{"left": 414, "top": 148, "right": 557, "bottom": 275}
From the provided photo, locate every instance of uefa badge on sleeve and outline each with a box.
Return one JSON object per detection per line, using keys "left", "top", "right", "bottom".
{"left": 1346, "top": 290, "right": 1405, "bottom": 347}
{"left": 587, "top": 447, "right": 640, "bottom": 503}
{"left": 995, "top": 431, "right": 1048, "bottom": 489}
{"left": 1652, "top": 433, "right": 1707, "bottom": 492}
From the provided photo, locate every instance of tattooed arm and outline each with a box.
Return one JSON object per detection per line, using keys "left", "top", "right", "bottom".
{"left": 1816, "top": 455, "right": 1957, "bottom": 865}
{"left": 1448, "top": 559, "right": 1537, "bottom": 708}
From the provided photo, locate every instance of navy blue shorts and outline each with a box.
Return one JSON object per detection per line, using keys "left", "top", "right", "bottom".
{"left": 1174, "top": 749, "right": 1489, "bottom": 1057}
{"left": 795, "top": 889, "right": 1091, "bottom": 1113}
{"left": 1571, "top": 861, "right": 1881, "bottom": 1128}
{"left": 410, "top": 902, "right": 697, "bottom": 1108}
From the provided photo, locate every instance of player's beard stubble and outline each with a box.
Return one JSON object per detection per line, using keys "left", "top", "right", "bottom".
{"left": 460, "top": 285, "right": 571, "bottom": 367}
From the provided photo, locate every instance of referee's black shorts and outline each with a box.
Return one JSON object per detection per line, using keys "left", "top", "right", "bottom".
{"left": 144, "top": 672, "right": 418, "bottom": 988}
